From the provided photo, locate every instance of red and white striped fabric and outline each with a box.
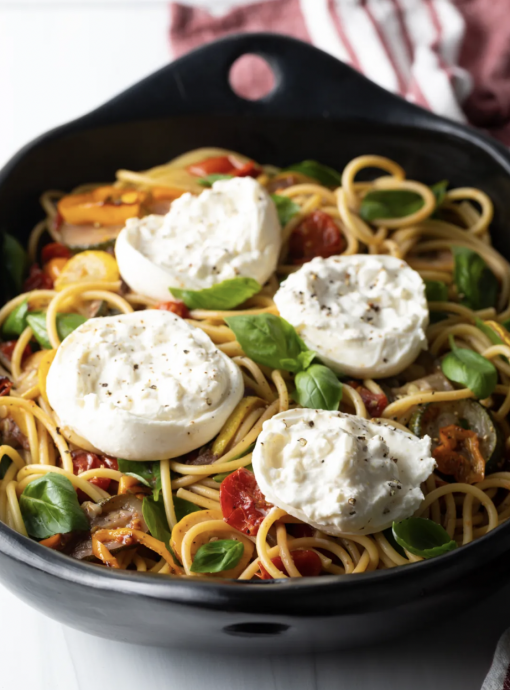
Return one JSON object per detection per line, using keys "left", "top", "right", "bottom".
{"left": 169, "top": 0, "right": 510, "bottom": 145}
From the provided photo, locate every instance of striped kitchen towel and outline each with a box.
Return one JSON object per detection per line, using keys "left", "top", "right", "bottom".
{"left": 169, "top": 0, "right": 510, "bottom": 145}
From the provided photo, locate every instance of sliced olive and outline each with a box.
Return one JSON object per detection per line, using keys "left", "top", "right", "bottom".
{"left": 409, "top": 399, "right": 504, "bottom": 474}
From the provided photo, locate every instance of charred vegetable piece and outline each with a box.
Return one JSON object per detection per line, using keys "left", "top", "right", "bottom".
{"left": 409, "top": 399, "right": 504, "bottom": 475}
{"left": 258, "top": 550, "right": 322, "bottom": 579}
{"left": 432, "top": 424, "right": 485, "bottom": 484}
{"left": 69, "top": 494, "right": 147, "bottom": 561}
{"left": 58, "top": 186, "right": 146, "bottom": 226}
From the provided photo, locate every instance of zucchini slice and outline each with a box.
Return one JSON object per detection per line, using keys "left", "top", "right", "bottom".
{"left": 409, "top": 399, "right": 504, "bottom": 474}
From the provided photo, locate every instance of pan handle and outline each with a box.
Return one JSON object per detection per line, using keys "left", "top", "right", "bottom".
{"left": 81, "top": 33, "right": 445, "bottom": 130}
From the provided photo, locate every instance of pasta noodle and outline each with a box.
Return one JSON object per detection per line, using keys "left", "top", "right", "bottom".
{"left": 1, "top": 150, "right": 509, "bottom": 582}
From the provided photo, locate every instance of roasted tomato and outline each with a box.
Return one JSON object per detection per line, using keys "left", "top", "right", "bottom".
{"left": 187, "top": 156, "right": 260, "bottom": 179}
{"left": 0, "top": 341, "right": 32, "bottom": 363}
{"left": 23, "top": 263, "right": 54, "bottom": 291}
{"left": 433, "top": 424, "right": 486, "bottom": 484}
{"left": 347, "top": 381, "right": 388, "bottom": 418}
{"left": 288, "top": 210, "right": 345, "bottom": 264}
{"left": 155, "top": 300, "right": 190, "bottom": 319}
{"left": 41, "top": 242, "right": 72, "bottom": 264}
{"left": 220, "top": 467, "right": 271, "bottom": 536}
{"left": 258, "top": 550, "right": 322, "bottom": 579}
{"left": 72, "top": 451, "right": 118, "bottom": 495}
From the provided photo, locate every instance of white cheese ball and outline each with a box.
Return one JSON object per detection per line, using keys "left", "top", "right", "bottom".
{"left": 115, "top": 177, "right": 281, "bottom": 301}
{"left": 274, "top": 254, "right": 429, "bottom": 378}
{"left": 46, "top": 310, "right": 243, "bottom": 460}
{"left": 253, "top": 409, "right": 435, "bottom": 536}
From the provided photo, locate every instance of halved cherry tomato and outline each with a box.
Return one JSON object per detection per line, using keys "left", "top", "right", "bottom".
{"left": 58, "top": 186, "right": 146, "bottom": 226}
{"left": 0, "top": 341, "right": 32, "bottom": 362}
{"left": 23, "top": 263, "right": 54, "bottom": 291}
{"left": 288, "top": 210, "right": 345, "bottom": 264}
{"left": 258, "top": 550, "right": 322, "bottom": 579}
{"left": 44, "top": 256, "right": 69, "bottom": 283}
{"left": 41, "top": 242, "right": 72, "bottom": 264}
{"left": 155, "top": 300, "right": 190, "bottom": 319}
{"left": 433, "top": 424, "right": 485, "bottom": 484}
{"left": 347, "top": 381, "right": 388, "bottom": 418}
{"left": 220, "top": 467, "right": 271, "bottom": 536}
{"left": 187, "top": 156, "right": 261, "bottom": 179}
{"left": 72, "top": 451, "right": 118, "bottom": 496}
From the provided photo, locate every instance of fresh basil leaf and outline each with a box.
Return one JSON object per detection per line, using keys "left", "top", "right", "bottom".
{"left": 19, "top": 473, "right": 89, "bottom": 539}
{"left": 360, "top": 190, "right": 424, "bottom": 221}
{"left": 26, "top": 312, "right": 87, "bottom": 349}
{"left": 392, "top": 517, "right": 457, "bottom": 559}
{"left": 225, "top": 313, "right": 310, "bottom": 373}
{"left": 190, "top": 539, "right": 244, "bottom": 573}
{"left": 430, "top": 180, "right": 448, "bottom": 207}
{"left": 2, "top": 300, "right": 29, "bottom": 338}
{"left": 271, "top": 194, "right": 300, "bottom": 227}
{"left": 173, "top": 495, "right": 201, "bottom": 522}
{"left": 441, "top": 335, "right": 497, "bottom": 399}
{"left": 475, "top": 318, "right": 509, "bottom": 364}
{"left": 283, "top": 160, "right": 341, "bottom": 187}
{"left": 169, "top": 277, "right": 261, "bottom": 311}
{"left": 197, "top": 174, "right": 234, "bottom": 187}
{"left": 383, "top": 526, "right": 406, "bottom": 558}
{"left": 425, "top": 280, "right": 448, "bottom": 303}
{"left": 117, "top": 459, "right": 162, "bottom": 500}
{"left": 142, "top": 495, "right": 171, "bottom": 546}
{"left": 453, "top": 246, "right": 498, "bottom": 310}
{"left": 297, "top": 350, "right": 317, "bottom": 370}
{"left": 4, "top": 234, "right": 27, "bottom": 294}
{"left": 294, "top": 364, "right": 343, "bottom": 411}
{"left": 214, "top": 463, "right": 253, "bottom": 483}
{"left": 0, "top": 455, "right": 11, "bottom": 480}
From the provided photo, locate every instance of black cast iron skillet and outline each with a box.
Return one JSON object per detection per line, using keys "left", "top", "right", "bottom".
{"left": 1, "top": 34, "right": 510, "bottom": 654}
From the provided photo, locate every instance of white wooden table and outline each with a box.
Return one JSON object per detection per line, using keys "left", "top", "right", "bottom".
{"left": 0, "top": 2, "right": 507, "bottom": 687}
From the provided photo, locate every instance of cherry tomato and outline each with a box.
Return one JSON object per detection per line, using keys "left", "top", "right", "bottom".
{"left": 44, "top": 257, "right": 69, "bottom": 282}
{"left": 347, "top": 381, "right": 388, "bottom": 418}
{"left": 258, "top": 550, "right": 322, "bottom": 579}
{"left": 155, "top": 301, "right": 190, "bottom": 319}
{"left": 72, "top": 451, "right": 118, "bottom": 496}
{"left": 220, "top": 467, "right": 271, "bottom": 536}
{"left": 0, "top": 341, "right": 32, "bottom": 362}
{"left": 23, "top": 263, "right": 54, "bottom": 291}
{"left": 288, "top": 210, "right": 345, "bottom": 264}
{"left": 187, "top": 156, "right": 261, "bottom": 179}
{"left": 41, "top": 242, "right": 72, "bottom": 264}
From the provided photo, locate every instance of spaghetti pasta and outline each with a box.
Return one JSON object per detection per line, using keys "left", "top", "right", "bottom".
{"left": 1, "top": 149, "right": 509, "bottom": 581}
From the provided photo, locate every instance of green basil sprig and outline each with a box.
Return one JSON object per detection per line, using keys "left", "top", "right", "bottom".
{"left": 295, "top": 364, "right": 343, "bottom": 411}
{"left": 225, "top": 314, "right": 314, "bottom": 373}
{"left": 4, "top": 234, "right": 28, "bottom": 295}
{"left": 169, "top": 277, "right": 261, "bottom": 311}
{"left": 271, "top": 194, "right": 300, "bottom": 227}
{"left": 425, "top": 280, "right": 448, "bottom": 302}
{"left": 2, "top": 300, "right": 29, "bottom": 338}
{"left": 190, "top": 539, "right": 244, "bottom": 573}
{"left": 282, "top": 160, "right": 341, "bottom": 187}
{"left": 174, "top": 495, "right": 201, "bottom": 522}
{"left": 475, "top": 318, "right": 508, "bottom": 364}
{"left": 198, "top": 174, "right": 234, "bottom": 187}
{"left": 453, "top": 247, "right": 498, "bottom": 310}
{"left": 142, "top": 495, "right": 172, "bottom": 546}
{"left": 26, "top": 312, "right": 87, "bottom": 349}
{"left": 441, "top": 335, "right": 497, "bottom": 399}
{"left": 360, "top": 180, "right": 448, "bottom": 222}
{"left": 392, "top": 517, "right": 457, "bottom": 559}
{"left": 20, "top": 473, "right": 89, "bottom": 539}
{"left": 118, "top": 459, "right": 162, "bottom": 500}
{"left": 226, "top": 314, "right": 342, "bottom": 410}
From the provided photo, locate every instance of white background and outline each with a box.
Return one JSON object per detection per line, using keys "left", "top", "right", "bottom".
{"left": 0, "top": 2, "right": 508, "bottom": 688}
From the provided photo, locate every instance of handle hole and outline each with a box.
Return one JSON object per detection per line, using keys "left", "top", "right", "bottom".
{"left": 228, "top": 54, "right": 275, "bottom": 101}
{"left": 223, "top": 622, "right": 289, "bottom": 638}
